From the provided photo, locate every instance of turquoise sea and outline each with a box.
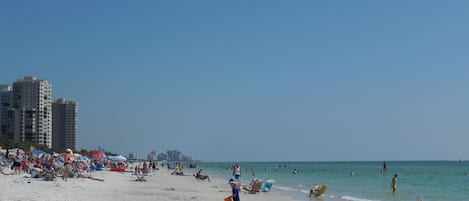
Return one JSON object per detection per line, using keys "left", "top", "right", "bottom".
{"left": 199, "top": 161, "right": 469, "bottom": 201}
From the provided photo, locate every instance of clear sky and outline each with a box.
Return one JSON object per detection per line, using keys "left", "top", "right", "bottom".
{"left": 1, "top": 1, "right": 469, "bottom": 162}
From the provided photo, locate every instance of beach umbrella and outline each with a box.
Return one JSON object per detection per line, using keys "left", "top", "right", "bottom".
{"left": 89, "top": 151, "right": 106, "bottom": 159}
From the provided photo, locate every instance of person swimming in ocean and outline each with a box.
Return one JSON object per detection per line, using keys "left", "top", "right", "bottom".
{"left": 381, "top": 162, "right": 388, "bottom": 174}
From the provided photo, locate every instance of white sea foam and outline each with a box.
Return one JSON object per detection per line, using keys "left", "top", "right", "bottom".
{"left": 300, "top": 189, "right": 310, "bottom": 194}
{"left": 341, "top": 196, "right": 381, "bottom": 201}
{"left": 272, "top": 185, "right": 300, "bottom": 192}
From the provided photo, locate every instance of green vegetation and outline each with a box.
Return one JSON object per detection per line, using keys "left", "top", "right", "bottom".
{"left": 0, "top": 137, "right": 56, "bottom": 153}
{"left": 0, "top": 137, "right": 104, "bottom": 155}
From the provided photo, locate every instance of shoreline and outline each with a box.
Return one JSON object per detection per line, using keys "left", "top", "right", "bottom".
{"left": 0, "top": 167, "right": 303, "bottom": 201}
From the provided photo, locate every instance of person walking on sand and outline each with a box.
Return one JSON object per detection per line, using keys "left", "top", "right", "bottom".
{"left": 391, "top": 174, "right": 398, "bottom": 194}
{"left": 227, "top": 178, "right": 240, "bottom": 201}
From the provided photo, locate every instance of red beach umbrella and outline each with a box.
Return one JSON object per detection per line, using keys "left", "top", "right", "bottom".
{"left": 89, "top": 151, "right": 106, "bottom": 159}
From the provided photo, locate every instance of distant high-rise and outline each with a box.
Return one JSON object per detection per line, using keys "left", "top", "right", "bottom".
{"left": 147, "top": 151, "right": 158, "bottom": 161}
{"left": 0, "top": 84, "right": 13, "bottom": 140}
{"left": 166, "top": 150, "right": 182, "bottom": 161}
{"left": 52, "top": 98, "right": 77, "bottom": 151}
{"left": 128, "top": 152, "right": 138, "bottom": 160}
{"left": 12, "top": 76, "right": 53, "bottom": 148}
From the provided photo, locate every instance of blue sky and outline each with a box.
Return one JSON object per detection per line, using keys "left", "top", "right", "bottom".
{"left": 1, "top": 1, "right": 469, "bottom": 162}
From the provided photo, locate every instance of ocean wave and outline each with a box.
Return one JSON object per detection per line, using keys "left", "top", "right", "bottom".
{"left": 272, "top": 185, "right": 300, "bottom": 192}
{"left": 340, "top": 196, "right": 381, "bottom": 201}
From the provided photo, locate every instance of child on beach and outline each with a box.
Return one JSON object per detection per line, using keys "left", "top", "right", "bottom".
{"left": 227, "top": 178, "right": 240, "bottom": 201}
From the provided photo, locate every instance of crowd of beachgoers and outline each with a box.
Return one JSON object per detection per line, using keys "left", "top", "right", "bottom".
{"left": 0, "top": 147, "right": 305, "bottom": 201}
{"left": 0, "top": 147, "right": 129, "bottom": 181}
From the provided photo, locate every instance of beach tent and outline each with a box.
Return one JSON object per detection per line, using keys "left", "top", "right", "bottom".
{"left": 8, "top": 148, "right": 25, "bottom": 158}
{"left": 89, "top": 151, "right": 106, "bottom": 159}
{"left": 109, "top": 155, "right": 127, "bottom": 161}
{"left": 32, "top": 149, "right": 47, "bottom": 158}
{"left": 76, "top": 155, "right": 89, "bottom": 162}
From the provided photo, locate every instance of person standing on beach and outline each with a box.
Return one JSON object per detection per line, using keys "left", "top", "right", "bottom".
{"left": 63, "top": 148, "right": 73, "bottom": 181}
{"left": 232, "top": 163, "right": 241, "bottom": 180}
{"left": 13, "top": 150, "right": 22, "bottom": 175}
{"left": 391, "top": 174, "right": 398, "bottom": 194}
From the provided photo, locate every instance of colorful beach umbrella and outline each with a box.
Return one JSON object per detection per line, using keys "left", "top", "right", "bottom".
{"left": 89, "top": 151, "right": 106, "bottom": 159}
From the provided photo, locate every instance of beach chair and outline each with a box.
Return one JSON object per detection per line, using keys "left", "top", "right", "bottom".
{"left": 244, "top": 180, "right": 263, "bottom": 194}
{"left": 43, "top": 168, "right": 56, "bottom": 181}
{"left": 262, "top": 180, "right": 275, "bottom": 192}
{"left": 136, "top": 173, "right": 146, "bottom": 182}
{"left": 30, "top": 167, "right": 42, "bottom": 178}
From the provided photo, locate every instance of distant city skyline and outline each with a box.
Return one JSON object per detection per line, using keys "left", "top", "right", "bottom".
{"left": 2, "top": 1, "right": 469, "bottom": 161}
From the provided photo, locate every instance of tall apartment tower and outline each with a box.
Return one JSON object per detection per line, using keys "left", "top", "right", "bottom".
{"left": 52, "top": 98, "right": 77, "bottom": 151}
{"left": 12, "top": 76, "right": 53, "bottom": 148}
{"left": 0, "top": 84, "right": 14, "bottom": 140}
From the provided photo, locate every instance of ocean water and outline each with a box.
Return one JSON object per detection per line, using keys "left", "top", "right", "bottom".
{"left": 198, "top": 161, "right": 469, "bottom": 201}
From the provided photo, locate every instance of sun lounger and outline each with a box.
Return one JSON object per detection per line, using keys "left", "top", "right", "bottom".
{"left": 251, "top": 180, "right": 263, "bottom": 193}
{"left": 43, "top": 168, "right": 56, "bottom": 181}
{"left": 30, "top": 167, "right": 42, "bottom": 178}
{"left": 243, "top": 179, "right": 263, "bottom": 194}
{"left": 136, "top": 173, "right": 146, "bottom": 182}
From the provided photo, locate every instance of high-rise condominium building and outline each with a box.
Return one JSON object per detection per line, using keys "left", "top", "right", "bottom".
{"left": 12, "top": 76, "right": 53, "bottom": 148}
{"left": 0, "top": 84, "right": 13, "bottom": 140}
{"left": 52, "top": 98, "right": 77, "bottom": 151}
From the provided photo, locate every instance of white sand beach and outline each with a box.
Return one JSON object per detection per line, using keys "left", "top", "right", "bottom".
{"left": 0, "top": 168, "right": 300, "bottom": 201}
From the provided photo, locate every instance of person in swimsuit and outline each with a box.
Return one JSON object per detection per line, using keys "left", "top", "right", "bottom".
{"left": 13, "top": 150, "right": 22, "bottom": 175}
{"left": 232, "top": 163, "right": 242, "bottom": 180}
{"left": 391, "top": 174, "right": 398, "bottom": 194}
{"left": 63, "top": 148, "right": 73, "bottom": 181}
